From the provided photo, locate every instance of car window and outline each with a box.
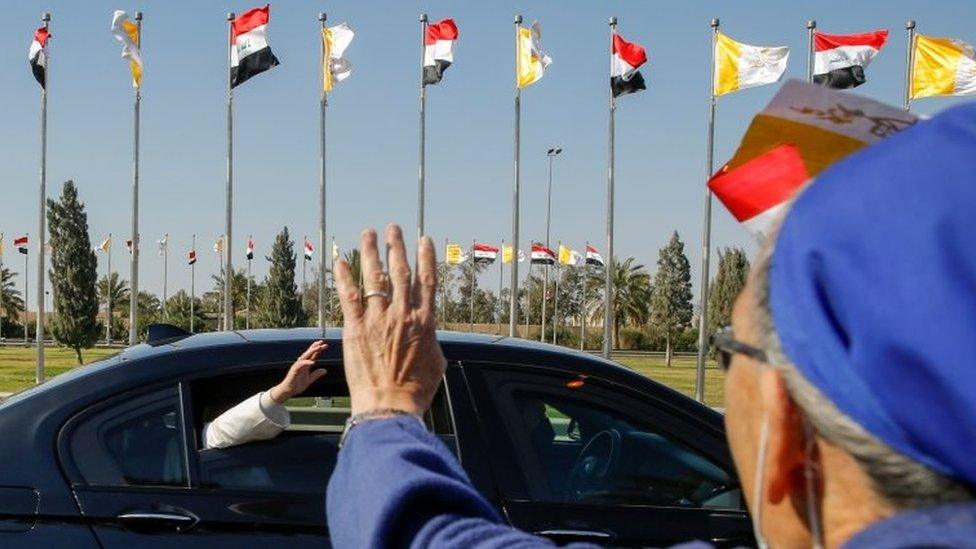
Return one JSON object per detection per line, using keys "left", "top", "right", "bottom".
{"left": 489, "top": 375, "right": 743, "bottom": 511}
{"left": 189, "top": 366, "right": 455, "bottom": 494}
{"left": 66, "top": 387, "right": 187, "bottom": 487}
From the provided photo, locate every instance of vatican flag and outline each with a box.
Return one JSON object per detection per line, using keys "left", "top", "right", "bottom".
{"left": 911, "top": 35, "right": 976, "bottom": 99}
{"left": 323, "top": 23, "right": 354, "bottom": 92}
{"left": 714, "top": 32, "right": 789, "bottom": 97}
{"left": 517, "top": 22, "right": 552, "bottom": 89}
{"left": 445, "top": 243, "right": 465, "bottom": 265}
{"left": 111, "top": 11, "right": 143, "bottom": 88}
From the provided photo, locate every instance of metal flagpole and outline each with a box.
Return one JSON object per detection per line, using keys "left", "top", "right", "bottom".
{"left": 224, "top": 12, "right": 235, "bottom": 332}
{"left": 806, "top": 20, "right": 816, "bottom": 83}
{"left": 904, "top": 21, "right": 916, "bottom": 112}
{"left": 330, "top": 236, "right": 337, "bottom": 325}
{"left": 162, "top": 233, "right": 168, "bottom": 319}
{"left": 581, "top": 241, "right": 587, "bottom": 351}
{"left": 441, "top": 237, "right": 448, "bottom": 324}
{"left": 246, "top": 234, "right": 252, "bottom": 329}
{"left": 24, "top": 237, "right": 29, "bottom": 347}
{"left": 469, "top": 240, "right": 475, "bottom": 332}
{"left": 303, "top": 235, "right": 308, "bottom": 294}
{"left": 418, "top": 13, "right": 429, "bottom": 240}
{"left": 542, "top": 147, "right": 561, "bottom": 342}
{"left": 694, "top": 19, "right": 720, "bottom": 403}
{"left": 497, "top": 239, "right": 504, "bottom": 335}
{"left": 36, "top": 13, "right": 50, "bottom": 382}
{"left": 106, "top": 233, "right": 112, "bottom": 343}
{"left": 319, "top": 12, "right": 328, "bottom": 329}
{"left": 524, "top": 264, "right": 531, "bottom": 338}
{"left": 509, "top": 14, "right": 523, "bottom": 338}
{"left": 0, "top": 235, "right": 4, "bottom": 343}
{"left": 128, "top": 12, "right": 142, "bottom": 346}
{"left": 553, "top": 241, "right": 560, "bottom": 345}
{"left": 190, "top": 234, "right": 196, "bottom": 332}
{"left": 602, "top": 17, "right": 617, "bottom": 360}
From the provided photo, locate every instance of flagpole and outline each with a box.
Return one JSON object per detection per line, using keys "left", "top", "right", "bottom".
{"left": 542, "top": 147, "right": 561, "bottom": 342}
{"left": 127, "top": 12, "right": 142, "bottom": 346}
{"left": 553, "top": 241, "right": 560, "bottom": 345}
{"left": 694, "top": 18, "right": 720, "bottom": 403}
{"left": 602, "top": 17, "right": 617, "bottom": 360}
{"left": 497, "top": 238, "right": 505, "bottom": 335}
{"left": 190, "top": 234, "right": 196, "bottom": 332}
{"left": 581, "top": 241, "right": 587, "bottom": 351}
{"left": 224, "top": 12, "right": 235, "bottom": 332}
{"left": 106, "top": 233, "right": 112, "bottom": 344}
{"left": 35, "top": 13, "right": 51, "bottom": 382}
{"left": 509, "top": 14, "right": 522, "bottom": 339}
{"left": 0, "top": 235, "right": 4, "bottom": 343}
{"left": 303, "top": 235, "right": 308, "bottom": 297}
{"left": 162, "top": 233, "right": 168, "bottom": 319}
{"left": 525, "top": 264, "right": 531, "bottom": 337}
{"left": 24, "top": 235, "right": 29, "bottom": 347}
{"left": 319, "top": 12, "right": 328, "bottom": 329}
{"left": 418, "top": 13, "right": 429, "bottom": 240}
{"left": 330, "top": 236, "right": 336, "bottom": 325}
{"left": 246, "top": 233, "right": 252, "bottom": 329}
{"left": 904, "top": 20, "right": 916, "bottom": 112}
{"left": 806, "top": 20, "right": 816, "bottom": 83}
{"left": 469, "top": 240, "right": 475, "bottom": 332}
{"left": 441, "top": 237, "right": 448, "bottom": 324}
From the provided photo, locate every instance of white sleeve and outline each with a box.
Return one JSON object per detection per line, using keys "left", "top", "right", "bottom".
{"left": 203, "top": 391, "right": 291, "bottom": 449}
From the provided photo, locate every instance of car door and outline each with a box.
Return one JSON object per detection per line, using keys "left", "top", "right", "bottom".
{"left": 461, "top": 361, "right": 754, "bottom": 547}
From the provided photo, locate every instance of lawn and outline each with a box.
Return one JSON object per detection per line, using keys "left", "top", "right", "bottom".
{"left": 0, "top": 346, "right": 725, "bottom": 407}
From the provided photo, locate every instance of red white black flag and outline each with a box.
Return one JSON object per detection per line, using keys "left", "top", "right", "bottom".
{"left": 585, "top": 245, "right": 605, "bottom": 267}
{"left": 611, "top": 33, "right": 647, "bottom": 98}
{"left": 813, "top": 30, "right": 888, "bottom": 89}
{"left": 230, "top": 5, "right": 280, "bottom": 88}
{"left": 423, "top": 19, "right": 458, "bottom": 85}
{"left": 188, "top": 249, "right": 197, "bottom": 265}
{"left": 304, "top": 239, "right": 314, "bottom": 261}
{"left": 246, "top": 239, "right": 255, "bottom": 260}
{"left": 28, "top": 27, "right": 50, "bottom": 89}
{"left": 530, "top": 243, "right": 556, "bottom": 265}
{"left": 14, "top": 236, "right": 29, "bottom": 255}
{"left": 473, "top": 243, "right": 498, "bottom": 264}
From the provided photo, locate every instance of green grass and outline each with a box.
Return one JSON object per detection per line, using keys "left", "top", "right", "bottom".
{"left": 0, "top": 346, "right": 118, "bottom": 393}
{"left": 0, "top": 346, "right": 725, "bottom": 407}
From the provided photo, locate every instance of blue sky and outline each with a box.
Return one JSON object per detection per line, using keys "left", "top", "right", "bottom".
{"left": 2, "top": 0, "right": 974, "bottom": 309}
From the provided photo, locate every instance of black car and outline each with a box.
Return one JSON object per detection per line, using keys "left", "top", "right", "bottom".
{"left": 0, "top": 328, "right": 752, "bottom": 547}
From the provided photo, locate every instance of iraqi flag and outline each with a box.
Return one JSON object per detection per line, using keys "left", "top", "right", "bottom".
{"left": 28, "top": 27, "right": 50, "bottom": 89}
{"left": 304, "top": 239, "right": 314, "bottom": 261}
{"left": 530, "top": 243, "right": 556, "bottom": 265}
{"left": 473, "top": 243, "right": 498, "bottom": 264}
{"left": 814, "top": 30, "right": 888, "bottom": 89}
{"left": 246, "top": 239, "right": 255, "bottom": 260}
{"left": 188, "top": 249, "right": 197, "bottom": 265}
{"left": 230, "top": 5, "right": 280, "bottom": 88}
{"left": 14, "top": 236, "right": 29, "bottom": 255}
{"left": 585, "top": 245, "right": 604, "bottom": 267}
{"left": 423, "top": 18, "right": 458, "bottom": 85}
{"left": 708, "top": 143, "right": 810, "bottom": 240}
{"left": 611, "top": 33, "right": 647, "bottom": 98}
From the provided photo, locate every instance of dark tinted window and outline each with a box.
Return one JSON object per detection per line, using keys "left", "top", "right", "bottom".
{"left": 67, "top": 387, "right": 187, "bottom": 487}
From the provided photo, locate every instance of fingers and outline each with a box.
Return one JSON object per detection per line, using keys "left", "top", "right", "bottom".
{"left": 335, "top": 260, "right": 364, "bottom": 323}
{"left": 360, "top": 228, "right": 388, "bottom": 313}
{"left": 415, "top": 236, "right": 438, "bottom": 319}
{"left": 386, "top": 224, "right": 412, "bottom": 311}
{"left": 310, "top": 368, "right": 328, "bottom": 382}
{"left": 299, "top": 340, "right": 327, "bottom": 361}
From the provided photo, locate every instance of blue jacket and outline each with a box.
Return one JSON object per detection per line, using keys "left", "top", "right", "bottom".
{"left": 326, "top": 416, "right": 976, "bottom": 548}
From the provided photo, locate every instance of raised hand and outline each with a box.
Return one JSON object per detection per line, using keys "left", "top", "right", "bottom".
{"left": 269, "top": 340, "right": 329, "bottom": 404}
{"left": 334, "top": 224, "right": 446, "bottom": 416}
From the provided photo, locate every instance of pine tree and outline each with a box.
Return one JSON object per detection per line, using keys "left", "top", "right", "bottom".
{"left": 47, "top": 181, "right": 100, "bottom": 363}
{"left": 707, "top": 247, "right": 751, "bottom": 338}
{"left": 258, "top": 227, "right": 307, "bottom": 328}
{"left": 650, "top": 231, "right": 694, "bottom": 367}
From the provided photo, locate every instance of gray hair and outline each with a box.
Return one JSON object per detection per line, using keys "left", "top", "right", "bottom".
{"left": 750, "top": 232, "right": 975, "bottom": 510}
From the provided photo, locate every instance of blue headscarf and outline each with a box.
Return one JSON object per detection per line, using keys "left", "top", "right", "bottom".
{"left": 771, "top": 102, "right": 976, "bottom": 487}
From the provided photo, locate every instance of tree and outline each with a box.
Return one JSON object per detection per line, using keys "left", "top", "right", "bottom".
{"left": 163, "top": 290, "right": 206, "bottom": 332}
{"left": 98, "top": 272, "right": 129, "bottom": 339}
{"left": 258, "top": 227, "right": 307, "bottom": 328}
{"left": 650, "top": 231, "right": 694, "bottom": 367}
{"left": 588, "top": 257, "right": 651, "bottom": 348}
{"left": 707, "top": 247, "right": 750, "bottom": 338}
{"left": 47, "top": 180, "right": 100, "bottom": 363}
{"left": 211, "top": 267, "right": 252, "bottom": 329}
{"left": 0, "top": 267, "right": 25, "bottom": 336}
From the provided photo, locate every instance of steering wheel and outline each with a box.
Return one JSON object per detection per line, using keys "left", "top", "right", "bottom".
{"left": 567, "top": 429, "right": 621, "bottom": 501}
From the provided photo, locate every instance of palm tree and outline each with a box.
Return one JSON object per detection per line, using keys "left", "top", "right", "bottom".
{"left": 588, "top": 257, "right": 651, "bottom": 349}
{"left": 98, "top": 272, "right": 129, "bottom": 338}
{"left": 1, "top": 267, "right": 25, "bottom": 334}
{"left": 163, "top": 290, "right": 207, "bottom": 332}
{"left": 210, "top": 267, "right": 251, "bottom": 329}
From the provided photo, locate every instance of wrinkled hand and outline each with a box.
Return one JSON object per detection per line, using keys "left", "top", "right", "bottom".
{"left": 335, "top": 224, "right": 446, "bottom": 416}
{"left": 269, "top": 340, "right": 329, "bottom": 404}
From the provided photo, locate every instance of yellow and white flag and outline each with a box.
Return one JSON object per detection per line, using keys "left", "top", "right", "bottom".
{"left": 98, "top": 237, "right": 112, "bottom": 252}
{"left": 517, "top": 22, "right": 551, "bottom": 89}
{"left": 111, "top": 10, "right": 143, "bottom": 88}
{"left": 714, "top": 32, "right": 789, "bottom": 97}
{"left": 502, "top": 245, "right": 525, "bottom": 264}
{"left": 911, "top": 35, "right": 976, "bottom": 99}
{"left": 445, "top": 243, "right": 465, "bottom": 265}
{"left": 558, "top": 245, "right": 582, "bottom": 266}
{"left": 323, "top": 23, "right": 354, "bottom": 92}
{"left": 214, "top": 236, "right": 223, "bottom": 255}
{"left": 331, "top": 239, "right": 340, "bottom": 262}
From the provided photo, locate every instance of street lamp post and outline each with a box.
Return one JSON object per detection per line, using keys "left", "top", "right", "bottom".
{"left": 541, "top": 146, "right": 561, "bottom": 342}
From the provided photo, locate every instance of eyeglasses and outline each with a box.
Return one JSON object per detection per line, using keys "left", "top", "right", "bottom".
{"left": 710, "top": 327, "right": 768, "bottom": 371}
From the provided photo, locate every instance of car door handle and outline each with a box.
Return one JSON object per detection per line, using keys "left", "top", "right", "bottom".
{"left": 117, "top": 511, "right": 199, "bottom": 534}
{"left": 535, "top": 528, "right": 614, "bottom": 544}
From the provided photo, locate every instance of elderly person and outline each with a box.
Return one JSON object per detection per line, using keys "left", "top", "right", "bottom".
{"left": 327, "top": 103, "right": 976, "bottom": 547}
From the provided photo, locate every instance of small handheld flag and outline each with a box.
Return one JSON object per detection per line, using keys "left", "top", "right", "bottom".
{"left": 111, "top": 11, "right": 143, "bottom": 88}
{"left": 517, "top": 22, "right": 551, "bottom": 89}
{"left": 304, "top": 239, "right": 314, "bottom": 261}
{"left": 323, "top": 23, "right": 354, "bottom": 92}
{"left": 611, "top": 33, "right": 647, "bottom": 97}
{"left": 714, "top": 32, "right": 789, "bottom": 97}
{"left": 424, "top": 19, "right": 458, "bottom": 85}
{"left": 246, "top": 238, "right": 255, "bottom": 260}
{"left": 15, "top": 236, "right": 29, "bottom": 255}
{"left": 230, "top": 5, "right": 280, "bottom": 88}
{"left": 813, "top": 30, "right": 888, "bottom": 89}
{"left": 28, "top": 27, "right": 50, "bottom": 89}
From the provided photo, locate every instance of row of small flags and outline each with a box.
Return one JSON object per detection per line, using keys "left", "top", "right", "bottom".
{"left": 445, "top": 242, "right": 605, "bottom": 268}
{"left": 25, "top": 7, "right": 976, "bottom": 99}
